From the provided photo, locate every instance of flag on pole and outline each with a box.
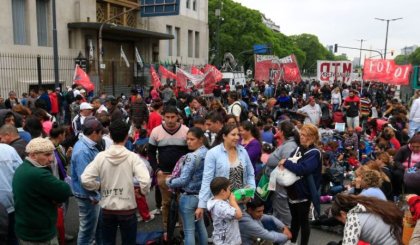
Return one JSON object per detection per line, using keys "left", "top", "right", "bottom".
{"left": 150, "top": 66, "right": 161, "bottom": 88}
{"left": 135, "top": 47, "right": 144, "bottom": 69}
{"left": 120, "top": 46, "right": 130, "bottom": 68}
{"left": 159, "top": 65, "right": 177, "bottom": 80}
{"left": 191, "top": 66, "right": 203, "bottom": 75}
{"left": 73, "top": 65, "right": 95, "bottom": 92}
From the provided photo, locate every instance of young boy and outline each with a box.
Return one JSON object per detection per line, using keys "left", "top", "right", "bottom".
{"left": 207, "top": 177, "right": 242, "bottom": 245}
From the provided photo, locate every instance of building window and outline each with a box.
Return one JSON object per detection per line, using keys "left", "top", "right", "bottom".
{"left": 36, "top": 0, "right": 50, "bottom": 46}
{"left": 175, "top": 27, "right": 180, "bottom": 57}
{"left": 188, "top": 30, "right": 193, "bottom": 58}
{"left": 195, "top": 31, "right": 200, "bottom": 58}
{"left": 166, "top": 25, "right": 172, "bottom": 56}
{"left": 186, "top": 0, "right": 190, "bottom": 9}
{"left": 193, "top": 0, "right": 196, "bottom": 11}
{"left": 12, "top": 0, "right": 27, "bottom": 45}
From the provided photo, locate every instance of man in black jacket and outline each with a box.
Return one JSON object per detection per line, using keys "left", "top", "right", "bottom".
{"left": 5, "top": 91, "right": 19, "bottom": 109}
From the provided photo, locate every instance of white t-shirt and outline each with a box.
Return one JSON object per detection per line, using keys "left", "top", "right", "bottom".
{"left": 228, "top": 102, "right": 242, "bottom": 117}
{"left": 298, "top": 104, "right": 322, "bottom": 125}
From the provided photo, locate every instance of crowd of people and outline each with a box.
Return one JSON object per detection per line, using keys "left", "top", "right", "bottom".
{"left": 0, "top": 78, "right": 420, "bottom": 245}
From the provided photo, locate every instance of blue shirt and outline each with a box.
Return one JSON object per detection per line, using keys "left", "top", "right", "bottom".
{"left": 167, "top": 146, "right": 208, "bottom": 194}
{"left": 0, "top": 144, "right": 22, "bottom": 213}
{"left": 198, "top": 143, "right": 255, "bottom": 209}
{"left": 71, "top": 135, "right": 100, "bottom": 200}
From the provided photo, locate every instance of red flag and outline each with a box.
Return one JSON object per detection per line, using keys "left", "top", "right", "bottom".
{"left": 73, "top": 65, "right": 94, "bottom": 92}
{"left": 158, "top": 65, "right": 177, "bottom": 80}
{"left": 363, "top": 59, "right": 412, "bottom": 85}
{"left": 191, "top": 66, "right": 203, "bottom": 75}
{"left": 176, "top": 68, "right": 188, "bottom": 91}
{"left": 204, "top": 64, "right": 223, "bottom": 81}
{"left": 150, "top": 66, "right": 161, "bottom": 88}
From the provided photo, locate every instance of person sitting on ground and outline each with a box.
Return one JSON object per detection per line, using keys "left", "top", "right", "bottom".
{"left": 239, "top": 198, "right": 292, "bottom": 245}
{"left": 330, "top": 193, "right": 403, "bottom": 245}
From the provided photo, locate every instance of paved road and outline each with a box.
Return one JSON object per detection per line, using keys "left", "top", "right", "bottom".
{"left": 64, "top": 191, "right": 342, "bottom": 245}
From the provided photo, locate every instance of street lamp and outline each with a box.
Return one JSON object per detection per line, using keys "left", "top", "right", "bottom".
{"left": 356, "top": 39, "right": 366, "bottom": 68}
{"left": 374, "top": 17, "right": 403, "bottom": 59}
{"left": 98, "top": 5, "right": 140, "bottom": 86}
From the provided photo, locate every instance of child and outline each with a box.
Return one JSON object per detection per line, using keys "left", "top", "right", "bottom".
{"left": 207, "top": 177, "right": 242, "bottom": 245}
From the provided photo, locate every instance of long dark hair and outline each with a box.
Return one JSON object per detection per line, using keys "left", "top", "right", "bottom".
{"left": 241, "top": 121, "right": 260, "bottom": 142}
{"left": 279, "top": 120, "right": 300, "bottom": 145}
{"left": 331, "top": 194, "right": 403, "bottom": 245}
{"left": 214, "top": 124, "right": 239, "bottom": 146}
{"left": 188, "top": 127, "right": 209, "bottom": 148}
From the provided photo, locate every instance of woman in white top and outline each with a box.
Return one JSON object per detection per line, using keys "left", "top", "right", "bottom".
{"left": 331, "top": 87, "right": 342, "bottom": 112}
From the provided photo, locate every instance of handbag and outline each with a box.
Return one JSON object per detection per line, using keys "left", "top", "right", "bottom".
{"left": 270, "top": 147, "right": 302, "bottom": 187}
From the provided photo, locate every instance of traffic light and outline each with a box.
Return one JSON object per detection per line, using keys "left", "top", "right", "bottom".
{"left": 334, "top": 44, "right": 338, "bottom": 53}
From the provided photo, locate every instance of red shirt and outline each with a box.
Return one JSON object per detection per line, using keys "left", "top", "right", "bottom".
{"left": 147, "top": 111, "right": 162, "bottom": 136}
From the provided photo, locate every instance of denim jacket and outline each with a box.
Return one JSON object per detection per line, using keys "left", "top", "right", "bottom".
{"left": 70, "top": 135, "right": 100, "bottom": 200}
{"left": 167, "top": 145, "right": 208, "bottom": 194}
{"left": 198, "top": 143, "right": 255, "bottom": 209}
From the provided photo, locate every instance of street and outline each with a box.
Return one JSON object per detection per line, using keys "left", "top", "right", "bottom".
{"left": 64, "top": 190, "right": 342, "bottom": 245}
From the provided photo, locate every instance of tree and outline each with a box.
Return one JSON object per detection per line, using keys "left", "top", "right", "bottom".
{"left": 290, "top": 34, "right": 334, "bottom": 74}
{"left": 409, "top": 47, "right": 420, "bottom": 65}
{"left": 208, "top": 0, "right": 304, "bottom": 70}
{"left": 394, "top": 54, "right": 409, "bottom": 65}
{"left": 334, "top": 54, "right": 348, "bottom": 61}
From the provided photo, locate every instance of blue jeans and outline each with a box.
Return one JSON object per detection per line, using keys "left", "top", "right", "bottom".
{"left": 76, "top": 198, "right": 102, "bottom": 245}
{"left": 179, "top": 194, "right": 208, "bottom": 245}
{"left": 102, "top": 213, "right": 137, "bottom": 245}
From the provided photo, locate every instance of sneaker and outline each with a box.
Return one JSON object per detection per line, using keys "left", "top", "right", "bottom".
{"left": 152, "top": 208, "right": 162, "bottom": 215}
{"left": 144, "top": 214, "right": 155, "bottom": 223}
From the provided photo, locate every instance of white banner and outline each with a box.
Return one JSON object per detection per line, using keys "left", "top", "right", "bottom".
{"left": 317, "top": 60, "right": 353, "bottom": 84}
{"left": 120, "top": 46, "right": 130, "bottom": 68}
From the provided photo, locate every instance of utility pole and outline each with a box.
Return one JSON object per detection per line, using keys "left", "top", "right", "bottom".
{"left": 356, "top": 39, "right": 366, "bottom": 68}
{"left": 375, "top": 17, "right": 402, "bottom": 59}
{"left": 52, "top": 0, "right": 59, "bottom": 89}
{"left": 215, "top": 0, "right": 222, "bottom": 68}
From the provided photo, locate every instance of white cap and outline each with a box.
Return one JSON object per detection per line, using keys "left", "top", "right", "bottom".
{"left": 80, "top": 89, "right": 86, "bottom": 93}
{"left": 80, "top": 102, "right": 93, "bottom": 110}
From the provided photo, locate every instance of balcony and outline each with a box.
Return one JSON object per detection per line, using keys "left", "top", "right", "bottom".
{"left": 96, "top": 0, "right": 140, "bottom": 28}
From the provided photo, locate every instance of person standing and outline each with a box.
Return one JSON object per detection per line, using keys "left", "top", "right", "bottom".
{"left": 409, "top": 96, "right": 420, "bottom": 137}
{"left": 227, "top": 92, "right": 242, "bottom": 123}
{"left": 71, "top": 117, "right": 104, "bottom": 245}
{"left": 0, "top": 144, "right": 22, "bottom": 244}
{"left": 278, "top": 124, "right": 322, "bottom": 245}
{"left": 343, "top": 90, "right": 361, "bottom": 129}
{"left": 148, "top": 106, "right": 189, "bottom": 235}
{"left": 12, "top": 138, "right": 72, "bottom": 244}
{"left": 72, "top": 102, "right": 94, "bottom": 136}
{"left": 297, "top": 97, "right": 322, "bottom": 126}
{"left": 0, "top": 124, "right": 27, "bottom": 160}
{"left": 81, "top": 120, "right": 151, "bottom": 244}
{"left": 5, "top": 91, "right": 19, "bottom": 109}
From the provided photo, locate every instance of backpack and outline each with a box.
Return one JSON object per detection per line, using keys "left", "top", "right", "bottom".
{"left": 233, "top": 102, "right": 248, "bottom": 122}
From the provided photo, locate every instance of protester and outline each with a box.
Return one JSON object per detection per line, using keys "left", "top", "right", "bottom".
{"left": 279, "top": 123, "right": 322, "bottom": 245}
{"left": 12, "top": 138, "right": 72, "bottom": 244}
{"left": 331, "top": 194, "right": 403, "bottom": 245}
{"left": 166, "top": 127, "right": 208, "bottom": 245}
{"left": 207, "top": 177, "right": 242, "bottom": 245}
{"left": 81, "top": 120, "right": 151, "bottom": 244}
{"left": 196, "top": 124, "right": 255, "bottom": 220}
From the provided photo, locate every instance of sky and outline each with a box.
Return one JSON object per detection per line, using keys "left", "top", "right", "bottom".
{"left": 232, "top": 0, "right": 419, "bottom": 62}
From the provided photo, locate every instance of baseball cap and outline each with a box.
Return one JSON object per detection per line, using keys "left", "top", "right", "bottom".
{"left": 82, "top": 116, "right": 103, "bottom": 132}
{"left": 105, "top": 95, "right": 116, "bottom": 102}
{"left": 80, "top": 102, "right": 93, "bottom": 110}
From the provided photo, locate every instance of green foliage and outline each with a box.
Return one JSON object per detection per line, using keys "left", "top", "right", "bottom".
{"left": 334, "top": 54, "right": 349, "bottom": 61}
{"left": 290, "top": 34, "right": 336, "bottom": 74}
{"left": 208, "top": 0, "right": 304, "bottom": 70}
{"left": 408, "top": 48, "right": 420, "bottom": 65}
{"left": 394, "top": 54, "right": 409, "bottom": 65}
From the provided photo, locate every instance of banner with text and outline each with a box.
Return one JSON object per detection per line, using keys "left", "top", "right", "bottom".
{"left": 363, "top": 59, "right": 412, "bottom": 85}
{"left": 317, "top": 60, "right": 353, "bottom": 84}
{"left": 254, "top": 54, "right": 301, "bottom": 83}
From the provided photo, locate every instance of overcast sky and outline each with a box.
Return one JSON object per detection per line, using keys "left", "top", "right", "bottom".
{"left": 232, "top": 0, "right": 419, "bottom": 62}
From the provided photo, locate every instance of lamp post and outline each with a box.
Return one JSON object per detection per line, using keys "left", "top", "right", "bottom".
{"left": 374, "top": 17, "right": 402, "bottom": 59}
{"left": 98, "top": 5, "right": 140, "bottom": 87}
{"left": 356, "top": 39, "right": 366, "bottom": 68}
{"left": 215, "top": 0, "right": 223, "bottom": 68}
{"left": 52, "top": 0, "right": 59, "bottom": 89}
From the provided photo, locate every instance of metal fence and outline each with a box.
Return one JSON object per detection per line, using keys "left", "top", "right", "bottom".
{"left": 0, "top": 53, "right": 76, "bottom": 97}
